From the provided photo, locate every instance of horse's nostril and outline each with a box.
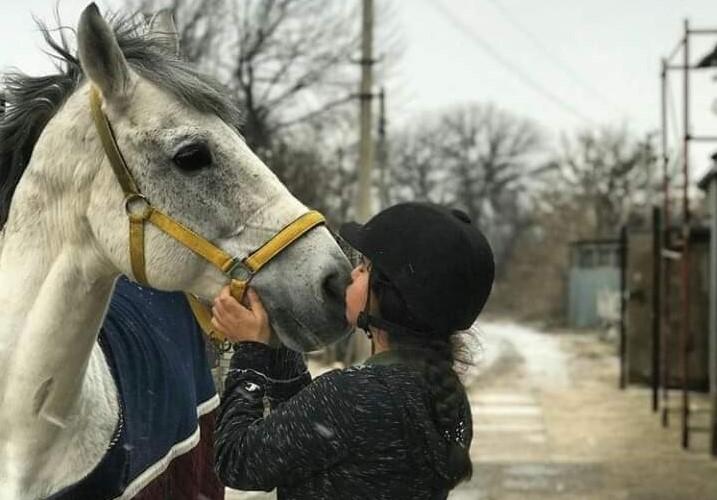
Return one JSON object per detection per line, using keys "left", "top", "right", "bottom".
{"left": 321, "top": 271, "right": 345, "bottom": 304}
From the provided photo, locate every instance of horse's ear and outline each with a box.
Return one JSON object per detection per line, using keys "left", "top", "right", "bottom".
{"left": 78, "top": 3, "right": 132, "bottom": 100}
{"left": 147, "top": 10, "right": 181, "bottom": 59}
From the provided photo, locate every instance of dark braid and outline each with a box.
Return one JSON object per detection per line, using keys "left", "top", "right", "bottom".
{"left": 370, "top": 269, "right": 473, "bottom": 487}
{"left": 424, "top": 338, "right": 462, "bottom": 427}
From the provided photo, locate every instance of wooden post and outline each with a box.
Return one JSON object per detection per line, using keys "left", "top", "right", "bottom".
{"left": 710, "top": 175, "right": 717, "bottom": 457}
{"left": 652, "top": 206, "right": 662, "bottom": 411}
{"left": 699, "top": 162, "right": 717, "bottom": 457}
{"left": 619, "top": 225, "right": 628, "bottom": 389}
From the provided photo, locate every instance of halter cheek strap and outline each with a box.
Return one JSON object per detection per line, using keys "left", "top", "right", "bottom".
{"left": 89, "top": 85, "right": 325, "bottom": 343}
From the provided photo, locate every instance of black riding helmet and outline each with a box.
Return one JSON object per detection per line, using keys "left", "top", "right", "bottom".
{"left": 339, "top": 202, "right": 495, "bottom": 337}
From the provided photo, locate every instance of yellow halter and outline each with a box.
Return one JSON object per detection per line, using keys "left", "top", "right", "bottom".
{"left": 89, "top": 85, "right": 325, "bottom": 342}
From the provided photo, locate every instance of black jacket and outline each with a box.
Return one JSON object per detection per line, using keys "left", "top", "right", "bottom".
{"left": 214, "top": 342, "right": 472, "bottom": 500}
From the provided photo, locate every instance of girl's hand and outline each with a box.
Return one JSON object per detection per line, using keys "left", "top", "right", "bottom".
{"left": 211, "top": 286, "right": 272, "bottom": 344}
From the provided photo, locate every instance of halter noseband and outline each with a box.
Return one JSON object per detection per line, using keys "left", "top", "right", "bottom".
{"left": 89, "top": 85, "right": 325, "bottom": 342}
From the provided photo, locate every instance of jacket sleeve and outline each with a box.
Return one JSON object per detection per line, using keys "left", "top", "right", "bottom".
{"left": 214, "top": 342, "right": 369, "bottom": 491}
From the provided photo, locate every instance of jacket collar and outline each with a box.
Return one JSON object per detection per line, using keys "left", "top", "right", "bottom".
{"left": 365, "top": 348, "right": 430, "bottom": 368}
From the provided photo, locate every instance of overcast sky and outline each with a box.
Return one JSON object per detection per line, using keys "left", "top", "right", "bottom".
{"left": 3, "top": 0, "right": 717, "bottom": 177}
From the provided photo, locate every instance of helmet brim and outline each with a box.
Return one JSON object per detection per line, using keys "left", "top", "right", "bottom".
{"left": 338, "top": 221, "right": 368, "bottom": 255}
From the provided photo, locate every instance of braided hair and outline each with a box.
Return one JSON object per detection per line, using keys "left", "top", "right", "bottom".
{"left": 369, "top": 268, "right": 473, "bottom": 488}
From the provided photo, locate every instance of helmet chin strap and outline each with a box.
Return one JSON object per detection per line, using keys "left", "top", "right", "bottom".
{"left": 358, "top": 313, "right": 375, "bottom": 357}
{"left": 356, "top": 274, "right": 431, "bottom": 356}
{"left": 356, "top": 271, "right": 434, "bottom": 345}
{"left": 357, "top": 272, "right": 376, "bottom": 356}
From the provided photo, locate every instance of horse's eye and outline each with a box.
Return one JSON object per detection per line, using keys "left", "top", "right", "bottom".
{"left": 173, "top": 142, "right": 212, "bottom": 173}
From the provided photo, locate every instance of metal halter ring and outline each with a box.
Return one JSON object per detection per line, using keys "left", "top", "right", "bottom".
{"left": 225, "top": 258, "right": 253, "bottom": 281}
{"left": 124, "top": 193, "right": 152, "bottom": 220}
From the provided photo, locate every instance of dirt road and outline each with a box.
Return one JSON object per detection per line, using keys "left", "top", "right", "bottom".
{"left": 453, "top": 321, "right": 717, "bottom": 499}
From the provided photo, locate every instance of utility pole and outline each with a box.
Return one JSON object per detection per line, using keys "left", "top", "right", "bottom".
{"left": 377, "top": 87, "right": 389, "bottom": 210}
{"left": 356, "top": 0, "right": 375, "bottom": 222}
{"left": 347, "top": 0, "right": 375, "bottom": 365}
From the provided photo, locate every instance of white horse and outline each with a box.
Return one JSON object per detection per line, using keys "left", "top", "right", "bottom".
{"left": 0, "top": 4, "right": 351, "bottom": 498}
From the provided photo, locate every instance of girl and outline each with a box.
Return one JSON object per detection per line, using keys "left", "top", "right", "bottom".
{"left": 211, "top": 202, "right": 494, "bottom": 500}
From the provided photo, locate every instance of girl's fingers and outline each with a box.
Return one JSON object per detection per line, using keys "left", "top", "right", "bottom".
{"left": 211, "top": 304, "right": 224, "bottom": 321}
{"left": 211, "top": 286, "right": 271, "bottom": 344}
{"left": 247, "top": 288, "right": 268, "bottom": 319}
{"left": 211, "top": 316, "right": 228, "bottom": 335}
{"left": 216, "top": 288, "right": 251, "bottom": 318}
{"left": 212, "top": 300, "right": 232, "bottom": 323}
{"left": 213, "top": 286, "right": 232, "bottom": 317}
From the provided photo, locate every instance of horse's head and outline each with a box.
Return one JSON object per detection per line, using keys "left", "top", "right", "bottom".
{"left": 73, "top": 5, "right": 351, "bottom": 350}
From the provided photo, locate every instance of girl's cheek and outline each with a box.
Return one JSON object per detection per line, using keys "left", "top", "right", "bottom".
{"left": 345, "top": 284, "right": 355, "bottom": 308}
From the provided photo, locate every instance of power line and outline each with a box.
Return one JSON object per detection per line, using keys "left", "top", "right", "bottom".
{"left": 426, "top": 0, "right": 596, "bottom": 125}
{"left": 486, "top": 0, "right": 617, "bottom": 111}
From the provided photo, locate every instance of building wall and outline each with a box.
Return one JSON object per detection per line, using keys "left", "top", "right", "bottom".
{"left": 626, "top": 229, "right": 710, "bottom": 389}
{"left": 568, "top": 242, "right": 621, "bottom": 328}
{"left": 568, "top": 267, "right": 620, "bottom": 328}
{"left": 625, "top": 232, "right": 655, "bottom": 384}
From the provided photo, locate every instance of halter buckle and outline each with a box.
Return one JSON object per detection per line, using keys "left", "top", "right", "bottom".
{"left": 124, "top": 193, "right": 152, "bottom": 221}
{"left": 225, "top": 257, "right": 253, "bottom": 280}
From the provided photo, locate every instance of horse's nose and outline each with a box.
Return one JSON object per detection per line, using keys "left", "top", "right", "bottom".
{"left": 321, "top": 268, "right": 348, "bottom": 305}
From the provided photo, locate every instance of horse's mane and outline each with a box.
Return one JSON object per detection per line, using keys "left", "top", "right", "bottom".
{"left": 0, "top": 13, "right": 242, "bottom": 229}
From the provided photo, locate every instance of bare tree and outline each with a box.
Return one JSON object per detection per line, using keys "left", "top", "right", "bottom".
{"left": 552, "top": 127, "right": 658, "bottom": 237}
{"left": 438, "top": 105, "right": 545, "bottom": 226}
{"left": 388, "top": 119, "right": 452, "bottom": 204}
{"left": 134, "top": 0, "right": 361, "bottom": 154}
{"left": 388, "top": 104, "right": 546, "bottom": 274}
{"left": 138, "top": 0, "right": 227, "bottom": 65}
